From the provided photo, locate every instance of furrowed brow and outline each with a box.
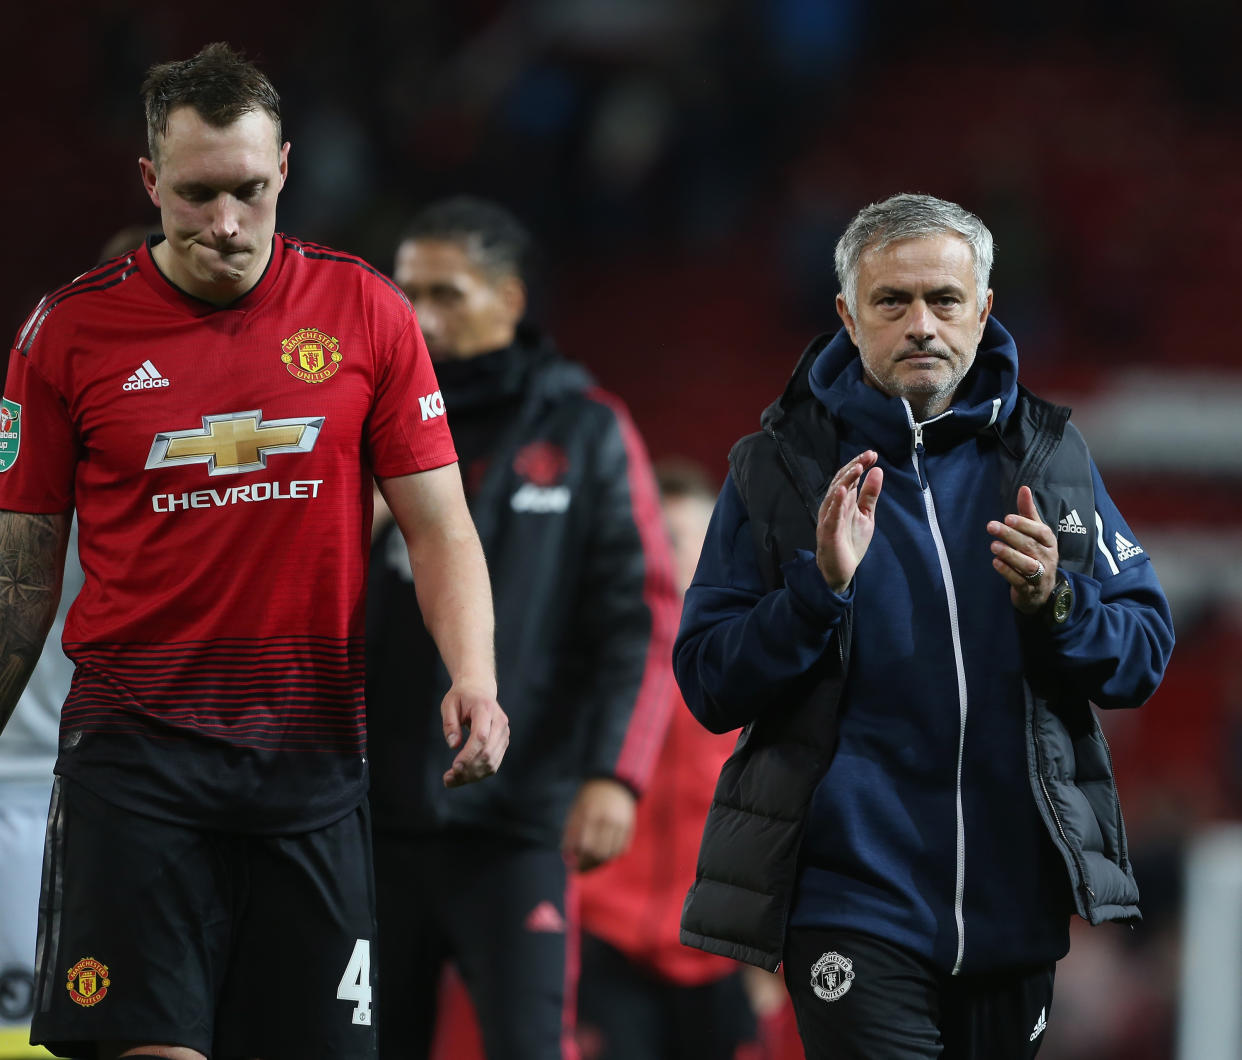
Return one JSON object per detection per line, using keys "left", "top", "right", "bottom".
{"left": 922, "top": 283, "right": 968, "bottom": 299}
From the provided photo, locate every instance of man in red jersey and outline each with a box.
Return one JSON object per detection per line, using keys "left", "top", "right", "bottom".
{"left": 0, "top": 43, "right": 508, "bottom": 1060}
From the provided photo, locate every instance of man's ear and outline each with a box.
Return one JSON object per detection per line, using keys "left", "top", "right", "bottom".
{"left": 835, "top": 293, "right": 858, "bottom": 345}
{"left": 278, "top": 141, "right": 290, "bottom": 189}
{"left": 499, "top": 274, "right": 527, "bottom": 326}
{"left": 138, "top": 156, "right": 160, "bottom": 207}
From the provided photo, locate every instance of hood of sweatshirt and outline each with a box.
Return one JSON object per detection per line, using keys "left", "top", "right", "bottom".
{"left": 806, "top": 316, "right": 1020, "bottom": 459}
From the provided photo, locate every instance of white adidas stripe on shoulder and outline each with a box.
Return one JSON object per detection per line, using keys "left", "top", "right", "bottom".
{"left": 16, "top": 295, "right": 49, "bottom": 350}
{"left": 1095, "top": 511, "right": 1120, "bottom": 575}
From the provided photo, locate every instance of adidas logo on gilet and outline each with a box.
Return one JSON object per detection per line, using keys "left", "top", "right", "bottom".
{"left": 1058, "top": 509, "right": 1088, "bottom": 535}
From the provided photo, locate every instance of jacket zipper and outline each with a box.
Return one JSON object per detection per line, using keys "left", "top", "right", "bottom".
{"left": 907, "top": 406, "right": 971, "bottom": 975}
{"left": 837, "top": 612, "right": 849, "bottom": 671}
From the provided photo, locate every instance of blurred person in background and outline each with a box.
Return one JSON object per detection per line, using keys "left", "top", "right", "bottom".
{"left": 0, "top": 43, "right": 507, "bottom": 1060}
{"left": 96, "top": 226, "right": 161, "bottom": 265}
{"left": 574, "top": 458, "right": 760, "bottom": 1060}
{"left": 0, "top": 226, "right": 148, "bottom": 1059}
{"left": 674, "top": 193, "right": 1174, "bottom": 1059}
{"left": 0, "top": 520, "right": 80, "bottom": 1056}
{"left": 367, "top": 196, "right": 678, "bottom": 1060}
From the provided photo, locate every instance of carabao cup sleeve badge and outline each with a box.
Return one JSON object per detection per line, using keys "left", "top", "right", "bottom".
{"left": 66, "top": 957, "right": 111, "bottom": 1008}
{"left": 0, "top": 399, "right": 20, "bottom": 472}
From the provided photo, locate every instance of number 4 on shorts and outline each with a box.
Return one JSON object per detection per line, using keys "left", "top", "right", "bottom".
{"left": 337, "top": 938, "right": 372, "bottom": 1026}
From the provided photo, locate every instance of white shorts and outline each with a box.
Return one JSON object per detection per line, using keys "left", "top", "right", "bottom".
{"left": 0, "top": 778, "right": 53, "bottom": 1027}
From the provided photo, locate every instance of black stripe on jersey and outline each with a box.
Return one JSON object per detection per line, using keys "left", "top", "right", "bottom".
{"left": 283, "top": 235, "right": 411, "bottom": 307}
{"left": 51, "top": 724, "right": 366, "bottom": 753}
{"left": 66, "top": 634, "right": 364, "bottom": 649}
{"left": 16, "top": 256, "right": 135, "bottom": 351}
{"left": 40, "top": 254, "right": 136, "bottom": 306}
{"left": 18, "top": 262, "right": 140, "bottom": 355}
{"left": 67, "top": 635, "right": 364, "bottom": 657}
{"left": 61, "top": 634, "right": 368, "bottom": 753}
{"left": 61, "top": 698, "right": 367, "bottom": 753}
{"left": 56, "top": 717, "right": 366, "bottom": 753}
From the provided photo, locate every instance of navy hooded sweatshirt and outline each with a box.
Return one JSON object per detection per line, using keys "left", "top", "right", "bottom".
{"left": 675, "top": 318, "right": 1174, "bottom": 974}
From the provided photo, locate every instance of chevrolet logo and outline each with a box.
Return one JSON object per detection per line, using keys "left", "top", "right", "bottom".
{"left": 147, "top": 410, "right": 325, "bottom": 476}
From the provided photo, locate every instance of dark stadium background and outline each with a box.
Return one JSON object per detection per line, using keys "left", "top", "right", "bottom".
{"left": 4, "top": 4, "right": 1241, "bottom": 1058}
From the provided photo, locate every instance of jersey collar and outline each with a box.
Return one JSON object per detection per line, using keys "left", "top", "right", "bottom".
{"left": 137, "top": 234, "right": 284, "bottom": 316}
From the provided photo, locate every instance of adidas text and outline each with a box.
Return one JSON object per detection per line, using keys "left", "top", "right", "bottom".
{"left": 1115, "top": 532, "right": 1144, "bottom": 562}
{"left": 1058, "top": 509, "right": 1088, "bottom": 535}
{"left": 511, "top": 483, "right": 570, "bottom": 513}
{"left": 124, "top": 360, "right": 169, "bottom": 391}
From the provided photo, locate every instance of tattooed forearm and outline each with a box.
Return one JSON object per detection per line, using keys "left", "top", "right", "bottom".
{"left": 0, "top": 510, "right": 70, "bottom": 730}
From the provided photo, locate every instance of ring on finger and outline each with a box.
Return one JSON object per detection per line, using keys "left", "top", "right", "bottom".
{"left": 1024, "top": 561, "right": 1045, "bottom": 584}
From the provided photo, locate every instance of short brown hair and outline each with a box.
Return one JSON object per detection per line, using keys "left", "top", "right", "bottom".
{"left": 142, "top": 42, "right": 281, "bottom": 162}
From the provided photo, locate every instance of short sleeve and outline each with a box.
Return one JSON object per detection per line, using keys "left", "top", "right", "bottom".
{"left": 367, "top": 316, "right": 457, "bottom": 478}
{"left": 0, "top": 347, "right": 76, "bottom": 512}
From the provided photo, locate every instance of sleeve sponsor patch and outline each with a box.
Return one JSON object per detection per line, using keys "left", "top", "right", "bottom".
{"left": 0, "top": 399, "right": 20, "bottom": 472}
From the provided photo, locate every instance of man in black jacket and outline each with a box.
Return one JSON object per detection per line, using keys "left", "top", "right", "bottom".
{"left": 367, "top": 196, "right": 678, "bottom": 1060}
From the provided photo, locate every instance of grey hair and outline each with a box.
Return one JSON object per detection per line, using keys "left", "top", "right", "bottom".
{"left": 834, "top": 193, "right": 994, "bottom": 316}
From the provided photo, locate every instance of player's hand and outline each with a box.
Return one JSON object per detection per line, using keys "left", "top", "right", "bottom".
{"left": 441, "top": 684, "right": 509, "bottom": 787}
{"left": 561, "top": 777, "right": 637, "bottom": 872}
{"left": 987, "top": 486, "right": 1059, "bottom": 614}
{"left": 816, "top": 450, "right": 883, "bottom": 593}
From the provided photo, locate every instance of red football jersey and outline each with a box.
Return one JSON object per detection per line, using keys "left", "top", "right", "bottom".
{"left": 0, "top": 235, "right": 457, "bottom": 831}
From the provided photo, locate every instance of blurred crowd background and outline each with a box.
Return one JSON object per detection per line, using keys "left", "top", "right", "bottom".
{"left": 4, "top": 3, "right": 1242, "bottom": 1057}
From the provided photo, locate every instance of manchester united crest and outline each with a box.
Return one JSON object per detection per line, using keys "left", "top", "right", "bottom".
{"left": 281, "top": 328, "right": 343, "bottom": 384}
{"left": 66, "top": 957, "right": 111, "bottom": 1008}
{"left": 513, "top": 441, "right": 569, "bottom": 487}
{"left": 810, "top": 951, "right": 855, "bottom": 1003}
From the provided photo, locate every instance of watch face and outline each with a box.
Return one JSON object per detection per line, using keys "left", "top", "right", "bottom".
{"left": 1052, "top": 584, "right": 1073, "bottom": 623}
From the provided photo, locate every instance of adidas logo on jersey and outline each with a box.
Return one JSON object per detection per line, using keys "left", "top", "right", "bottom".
{"left": 1114, "top": 531, "right": 1144, "bottom": 562}
{"left": 123, "top": 360, "right": 170, "bottom": 391}
{"left": 1058, "top": 509, "right": 1088, "bottom": 535}
{"left": 524, "top": 901, "right": 566, "bottom": 934}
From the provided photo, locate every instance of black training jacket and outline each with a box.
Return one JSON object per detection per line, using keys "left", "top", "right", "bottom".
{"left": 366, "top": 332, "right": 678, "bottom": 846}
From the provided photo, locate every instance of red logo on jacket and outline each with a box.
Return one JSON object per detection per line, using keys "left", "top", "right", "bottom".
{"left": 513, "top": 442, "right": 568, "bottom": 487}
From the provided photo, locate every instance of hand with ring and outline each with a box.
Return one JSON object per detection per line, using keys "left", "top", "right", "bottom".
{"left": 986, "top": 486, "right": 1058, "bottom": 615}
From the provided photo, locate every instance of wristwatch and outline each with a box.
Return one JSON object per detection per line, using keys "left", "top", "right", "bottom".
{"left": 1041, "top": 574, "right": 1074, "bottom": 629}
